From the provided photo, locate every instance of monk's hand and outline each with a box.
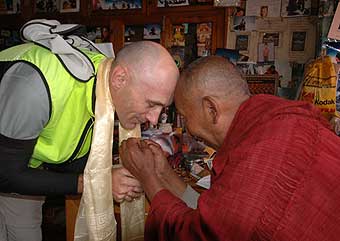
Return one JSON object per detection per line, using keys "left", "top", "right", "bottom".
{"left": 119, "top": 138, "right": 157, "bottom": 180}
{"left": 120, "top": 138, "right": 164, "bottom": 201}
{"left": 143, "top": 139, "right": 173, "bottom": 178}
{"left": 111, "top": 166, "right": 143, "bottom": 203}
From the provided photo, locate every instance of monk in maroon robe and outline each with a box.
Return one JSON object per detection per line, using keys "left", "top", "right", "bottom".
{"left": 120, "top": 56, "right": 340, "bottom": 241}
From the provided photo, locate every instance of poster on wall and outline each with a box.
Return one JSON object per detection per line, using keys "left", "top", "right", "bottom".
{"left": 35, "top": 0, "right": 59, "bottom": 13}
{"left": 60, "top": 0, "right": 79, "bottom": 12}
{"left": 197, "top": 23, "right": 212, "bottom": 57}
{"left": 157, "top": 0, "right": 189, "bottom": 7}
{"left": 86, "top": 26, "right": 110, "bottom": 43}
{"left": 214, "top": 0, "right": 240, "bottom": 7}
{"left": 232, "top": 16, "right": 256, "bottom": 32}
{"left": 124, "top": 25, "right": 143, "bottom": 45}
{"left": 230, "top": 0, "right": 246, "bottom": 16}
{"left": 170, "top": 46, "right": 185, "bottom": 70}
{"left": 245, "top": 0, "right": 281, "bottom": 17}
{"left": 172, "top": 24, "right": 186, "bottom": 46}
{"left": 258, "top": 42, "right": 275, "bottom": 64}
{"left": 93, "top": 0, "right": 141, "bottom": 10}
{"left": 0, "top": 0, "right": 20, "bottom": 14}
{"left": 143, "top": 24, "right": 161, "bottom": 41}
{"left": 281, "top": 0, "right": 311, "bottom": 17}
{"left": 318, "top": 0, "right": 337, "bottom": 17}
{"left": 291, "top": 31, "right": 306, "bottom": 51}
{"left": 235, "top": 34, "right": 249, "bottom": 51}
{"left": 328, "top": 3, "right": 340, "bottom": 41}
{"left": 262, "top": 32, "right": 280, "bottom": 46}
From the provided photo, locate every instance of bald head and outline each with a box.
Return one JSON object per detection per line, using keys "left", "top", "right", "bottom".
{"left": 176, "top": 56, "right": 249, "bottom": 104}
{"left": 174, "top": 56, "right": 250, "bottom": 149}
{"left": 108, "top": 41, "right": 179, "bottom": 129}
{"left": 115, "top": 41, "right": 179, "bottom": 86}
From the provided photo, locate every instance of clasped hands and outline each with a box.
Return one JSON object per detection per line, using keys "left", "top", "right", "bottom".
{"left": 113, "top": 138, "right": 168, "bottom": 202}
{"left": 119, "top": 138, "right": 170, "bottom": 201}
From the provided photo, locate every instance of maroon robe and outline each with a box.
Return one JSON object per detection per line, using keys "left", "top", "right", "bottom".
{"left": 146, "top": 94, "right": 340, "bottom": 241}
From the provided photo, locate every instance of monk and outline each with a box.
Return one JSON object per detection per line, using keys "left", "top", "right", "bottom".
{"left": 120, "top": 56, "right": 340, "bottom": 241}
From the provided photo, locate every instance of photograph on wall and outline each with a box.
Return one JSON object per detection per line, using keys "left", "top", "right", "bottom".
{"left": 93, "top": 0, "right": 141, "bottom": 10}
{"left": 215, "top": 48, "right": 241, "bottom": 65}
{"left": 291, "top": 31, "right": 306, "bottom": 51}
{"left": 281, "top": 0, "right": 311, "bottom": 17}
{"left": 0, "top": 0, "right": 20, "bottom": 14}
{"left": 245, "top": 0, "right": 281, "bottom": 17}
{"left": 328, "top": 3, "right": 340, "bottom": 41}
{"left": 230, "top": 0, "right": 246, "bottom": 16}
{"left": 35, "top": 0, "right": 59, "bottom": 13}
{"left": 125, "top": 25, "right": 143, "bottom": 45}
{"left": 86, "top": 26, "right": 110, "bottom": 43}
{"left": 157, "top": 0, "right": 189, "bottom": 7}
{"left": 170, "top": 46, "right": 185, "bottom": 70}
{"left": 197, "top": 22, "right": 212, "bottom": 56}
{"left": 318, "top": 0, "right": 337, "bottom": 17}
{"left": 235, "top": 34, "right": 249, "bottom": 51}
{"left": 172, "top": 24, "right": 186, "bottom": 47}
{"left": 143, "top": 24, "right": 161, "bottom": 41}
{"left": 262, "top": 32, "right": 280, "bottom": 46}
{"left": 214, "top": 0, "right": 240, "bottom": 7}
{"left": 60, "top": 0, "right": 79, "bottom": 12}
{"left": 232, "top": 16, "right": 256, "bottom": 32}
{"left": 258, "top": 42, "right": 275, "bottom": 63}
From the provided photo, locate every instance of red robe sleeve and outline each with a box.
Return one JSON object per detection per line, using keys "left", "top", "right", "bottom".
{"left": 145, "top": 110, "right": 340, "bottom": 241}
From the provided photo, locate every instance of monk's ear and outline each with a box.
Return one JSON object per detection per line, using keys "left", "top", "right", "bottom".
{"left": 109, "top": 65, "right": 129, "bottom": 91}
{"left": 202, "top": 96, "right": 218, "bottom": 125}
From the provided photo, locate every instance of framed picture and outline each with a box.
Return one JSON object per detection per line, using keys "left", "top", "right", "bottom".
{"left": 214, "top": 0, "right": 240, "bottom": 7}
{"left": 319, "top": 0, "right": 336, "bottom": 17}
{"left": 281, "top": 0, "right": 311, "bottom": 17}
{"left": 157, "top": 0, "right": 188, "bottom": 7}
{"left": 232, "top": 16, "right": 256, "bottom": 32}
{"left": 262, "top": 32, "right": 280, "bottom": 46}
{"left": 35, "top": 0, "right": 59, "bottom": 13}
{"left": 60, "top": 0, "right": 79, "bottom": 12}
{"left": 197, "top": 22, "right": 212, "bottom": 57}
{"left": 0, "top": 0, "right": 20, "bottom": 14}
{"left": 258, "top": 42, "right": 275, "bottom": 63}
{"left": 170, "top": 46, "right": 185, "bottom": 70}
{"left": 245, "top": 0, "right": 281, "bottom": 17}
{"left": 93, "top": 0, "right": 141, "bottom": 10}
{"left": 143, "top": 24, "right": 161, "bottom": 41}
{"left": 328, "top": 3, "right": 340, "bottom": 41}
{"left": 291, "top": 31, "right": 306, "bottom": 51}
{"left": 235, "top": 34, "right": 248, "bottom": 51}
{"left": 172, "top": 24, "right": 186, "bottom": 47}
{"left": 124, "top": 25, "right": 143, "bottom": 45}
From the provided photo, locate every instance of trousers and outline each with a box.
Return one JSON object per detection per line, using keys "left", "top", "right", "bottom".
{"left": 0, "top": 194, "right": 45, "bottom": 241}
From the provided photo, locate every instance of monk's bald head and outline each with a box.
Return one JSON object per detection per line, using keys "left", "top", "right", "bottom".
{"left": 175, "top": 56, "right": 249, "bottom": 105}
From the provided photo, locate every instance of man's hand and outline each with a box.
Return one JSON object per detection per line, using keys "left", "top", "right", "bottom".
{"left": 111, "top": 167, "right": 143, "bottom": 203}
{"left": 119, "top": 138, "right": 164, "bottom": 201}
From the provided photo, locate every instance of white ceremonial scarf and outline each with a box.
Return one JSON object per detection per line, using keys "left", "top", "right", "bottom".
{"left": 74, "top": 58, "right": 145, "bottom": 241}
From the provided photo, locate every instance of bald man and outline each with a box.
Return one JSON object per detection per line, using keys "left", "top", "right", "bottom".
{"left": 120, "top": 56, "right": 340, "bottom": 241}
{"left": 0, "top": 41, "right": 178, "bottom": 241}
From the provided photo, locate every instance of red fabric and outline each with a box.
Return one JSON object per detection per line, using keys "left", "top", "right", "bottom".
{"left": 145, "top": 94, "right": 340, "bottom": 241}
